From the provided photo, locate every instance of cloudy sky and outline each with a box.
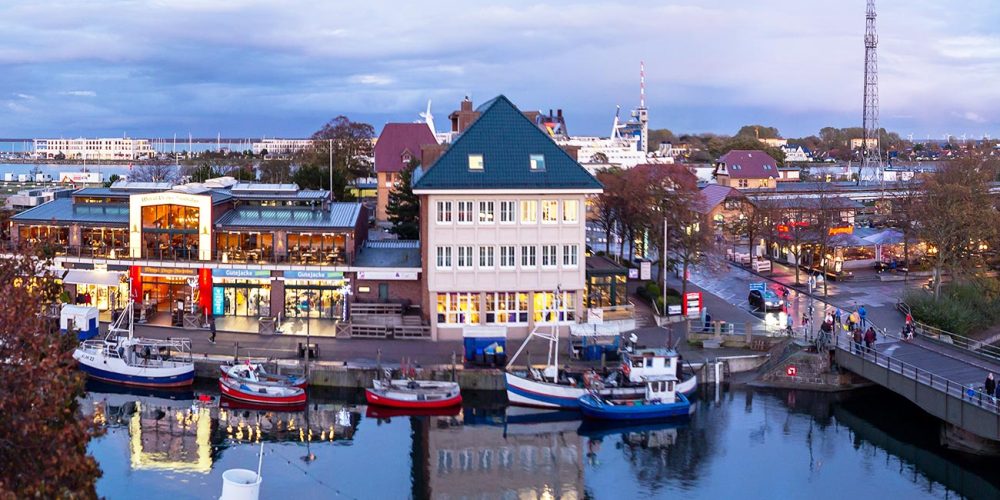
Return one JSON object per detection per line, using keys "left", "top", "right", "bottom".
{"left": 0, "top": 0, "right": 997, "bottom": 139}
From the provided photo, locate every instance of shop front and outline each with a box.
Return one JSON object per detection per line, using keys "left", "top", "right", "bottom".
{"left": 283, "top": 270, "right": 351, "bottom": 320}
{"left": 211, "top": 269, "right": 273, "bottom": 317}
{"left": 139, "top": 267, "right": 199, "bottom": 313}
{"left": 61, "top": 268, "right": 128, "bottom": 311}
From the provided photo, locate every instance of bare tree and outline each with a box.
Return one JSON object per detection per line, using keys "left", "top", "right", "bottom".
{"left": 128, "top": 162, "right": 178, "bottom": 183}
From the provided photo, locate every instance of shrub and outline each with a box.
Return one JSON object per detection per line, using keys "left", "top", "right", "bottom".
{"left": 905, "top": 279, "right": 1000, "bottom": 336}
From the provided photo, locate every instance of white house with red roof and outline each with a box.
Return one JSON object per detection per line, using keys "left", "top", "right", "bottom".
{"left": 374, "top": 123, "right": 437, "bottom": 222}
{"left": 713, "top": 149, "right": 779, "bottom": 189}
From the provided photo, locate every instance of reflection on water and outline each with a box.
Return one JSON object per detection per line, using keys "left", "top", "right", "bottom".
{"left": 84, "top": 382, "right": 1000, "bottom": 500}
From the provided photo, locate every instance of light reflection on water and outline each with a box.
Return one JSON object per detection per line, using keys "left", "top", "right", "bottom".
{"left": 84, "top": 382, "right": 1000, "bottom": 500}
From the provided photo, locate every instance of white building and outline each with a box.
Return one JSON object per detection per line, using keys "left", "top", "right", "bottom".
{"left": 413, "top": 95, "right": 602, "bottom": 341}
{"left": 34, "top": 138, "right": 155, "bottom": 160}
{"left": 780, "top": 144, "right": 813, "bottom": 162}
{"left": 251, "top": 139, "right": 313, "bottom": 157}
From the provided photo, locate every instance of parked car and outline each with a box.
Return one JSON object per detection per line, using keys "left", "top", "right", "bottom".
{"left": 748, "top": 289, "right": 783, "bottom": 312}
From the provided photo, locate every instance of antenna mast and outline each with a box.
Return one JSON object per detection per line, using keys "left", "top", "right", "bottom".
{"left": 860, "top": 0, "right": 883, "bottom": 183}
{"left": 637, "top": 61, "right": 649, "bottom": 153}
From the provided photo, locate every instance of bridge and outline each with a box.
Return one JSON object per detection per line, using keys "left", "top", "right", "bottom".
{"left": 835, "top": 327, "right": 1000, "bottom": 451}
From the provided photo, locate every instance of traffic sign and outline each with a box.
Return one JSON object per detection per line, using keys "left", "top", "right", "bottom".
{"left": 750, "top": 282, "right": 766, "bottom": 292}
{"left": 786, "top": 366, "right": 798, "bottom": 377}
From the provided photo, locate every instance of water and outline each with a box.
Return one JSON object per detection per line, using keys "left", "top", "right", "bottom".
{"left": 0, "top": 163, "right": 134, "bottom": 179}
{"left": 0, "top": 140, "right": 254, "bottom": 155}
{"left": 84, "top": 382, "right": 1000, "bottom": 499}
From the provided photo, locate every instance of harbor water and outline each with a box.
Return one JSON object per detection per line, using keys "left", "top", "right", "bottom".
{"left": 85, "top": 381, "right": 1000, "bottom": 499}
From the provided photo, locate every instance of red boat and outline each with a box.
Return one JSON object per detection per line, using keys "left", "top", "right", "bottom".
{"left": 219, "top": 377, "right": 307, "bottom": 407}
{"left": 220, "top": 395, "right": 307, "bottom": 413}
{"left": 365, "top": 404, "right": 462, "bottom": 419}
{"left": 365, "top": 379, "right": 462, "bottom": 409}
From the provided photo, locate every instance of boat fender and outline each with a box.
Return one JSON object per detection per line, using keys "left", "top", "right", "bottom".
{"left": 621, "top": 363, "right": 631, "bottom": 378}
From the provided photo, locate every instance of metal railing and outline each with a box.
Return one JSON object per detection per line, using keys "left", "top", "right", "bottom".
{"left": 835, "top": 332, "right": 1000, "bottom": 414}
{"left": 896, "top": 300, "right": 1000, "bottom": 362}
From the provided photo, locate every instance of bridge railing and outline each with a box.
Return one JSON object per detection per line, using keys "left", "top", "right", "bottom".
{"left": 896, "top": 300, "right": 1000, "bottom": 362}
{"left": 835, "top": 333, "right": 1000, "bottom": 414}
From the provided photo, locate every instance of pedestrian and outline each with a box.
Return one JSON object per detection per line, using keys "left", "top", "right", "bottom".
{"left": 864, "top": 327, "right": 876, "bottom": 352}
{"left": 852, "top": 328, "right": 863, "bottom": 354}
{"left": 824, "top": 312, "right": 833, "bottom": 325}
{"left": 905, "top": 312, "right": 913, "bottom": 326}
{"left": 858, "top": 305, "right": 867, "bottom": 328}
{"left": 834, "top": 308, "right": 842, "bottom": 326}
{"left": 209, "top": 315, "right": 217, "bottom": 344}
{"left": 786, "top": 313, "right": 794, "bottom": 336}
{"left": 986, "top": 373, "right": 997, "bottom": 399}
{"left": 83, "top": 291, "right": 92, "bottom": 306}
{"left": 848, "top": 310, "right": 860, "bottom": 331}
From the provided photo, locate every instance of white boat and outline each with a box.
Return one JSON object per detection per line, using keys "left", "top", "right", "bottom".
{"left": 73, "top": 287, "right": 194, "bottom": 388}
{"left": 504, "top": 297, "right": 696, "bottom": 409}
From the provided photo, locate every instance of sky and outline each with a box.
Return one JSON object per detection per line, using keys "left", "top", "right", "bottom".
{"left": 0, "top": 0, "right": 999, "bottom": 140}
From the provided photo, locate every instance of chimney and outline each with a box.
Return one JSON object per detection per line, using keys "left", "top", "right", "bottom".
{"left": 557, "top": 109, "right": 562, "bottom": 118}
{"left": 421, "top": 143, "right": 447, "bottom": 171}
{"left": 560, "top": 144, "right": 580, "bottom": 162}
{"left": 460, "top": 96, "right": 473, "bottom": 112}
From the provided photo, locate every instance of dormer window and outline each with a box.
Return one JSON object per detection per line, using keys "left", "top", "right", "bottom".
{"left": 468, "top": 154, "right": 484, "bottom": 170}
{"left": 530, "top": 154, "right": 545, "bottom": 171}
{"left": 402, "top": 153, "right": 411, "bottom": 163}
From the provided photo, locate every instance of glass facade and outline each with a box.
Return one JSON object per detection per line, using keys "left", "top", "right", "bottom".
{"left": 586, "top": 275, "right": 628, "bottom": 308}
{"left": 74, "top": 282, "right": 128, "bottom": 311}
{"left": 485, "top": 292, "right": 528, "bottom": 324}
{"left": 81, "top": 228, "right": 128, "bottom": 257}
{"left": 216, "top": 232, "right": 274, "bottom": 263}
{"left": 436, "top": 293, "right": 479, "bottom": 325}
{"left": 217, "top": 279, "right": 271, "bottom": 317}
{"left": 533, "top": 291, "right": 576, "bottom": 323}
{"left": 19, "top": 225, "right": 69, "bottom": 248}
{"left": 140, "top": 204, "right": 201, "bottom": 260}
{"left": 287, "top": 233, "right": 347, "bottom": 265}
{"left": 284, "top": 280, "right": 348, "bottom": 319}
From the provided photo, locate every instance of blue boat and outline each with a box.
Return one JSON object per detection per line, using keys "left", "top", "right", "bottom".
{"left": 578, "top": 375, "right": 692, "bottom": 421}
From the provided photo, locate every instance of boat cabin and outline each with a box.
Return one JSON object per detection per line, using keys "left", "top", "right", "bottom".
{"left": 623, "top": 348, "right": 679, "bottom": 384}
{"left": 644, "top": 374, "right": 679, "bottom": 404}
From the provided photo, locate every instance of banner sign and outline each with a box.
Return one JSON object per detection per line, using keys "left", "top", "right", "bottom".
{"left": 285, "top": 270, "right": 345, "bottom": 280}
{"left": 213, "top": 269, "right": 271, "bottom": 279}
{"left": 212, "top": 287, "right": 225, "bottom": 316}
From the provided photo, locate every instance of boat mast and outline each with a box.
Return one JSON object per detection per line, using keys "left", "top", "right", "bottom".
{"left": 551, "top": 287, "right": 561, "bottom": 383}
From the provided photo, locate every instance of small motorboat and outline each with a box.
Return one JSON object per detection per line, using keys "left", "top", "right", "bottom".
{"left": 365, "top": 379, "right": 462, "bottom": 409}
{"left": 218, "top": 376, "right": 307, "bottom": 407}
{"left": 220, "top": 362, "right": 307, "bottom": 389}
{"left": 578, "top": 375, "right": 692, "bottom": 421}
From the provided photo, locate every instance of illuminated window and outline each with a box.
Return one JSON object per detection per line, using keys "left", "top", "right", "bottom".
{"left": 436, "top": 292, "right": 479, "bottom": 324}
{"left": 468, "top": 154, "right": 484, "bottom": 170}
{"left": 562, "top": 200, "right": 579, "bottom": 223}
{"left": 533, "top": 291, "right": 576, "bottom": 323}
{"left": 541, "top": 200, "right": 558, "bottom": 223}
{"left": 486, "top": 292, "right": 528, "bottom": 324}
{"left": 520, "top": 200, "right": 537, "bottom": 223}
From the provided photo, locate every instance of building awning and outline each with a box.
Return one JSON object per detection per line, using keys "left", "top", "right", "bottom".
{"left": 62, "top": 270, "right": 124, "bottom": 287}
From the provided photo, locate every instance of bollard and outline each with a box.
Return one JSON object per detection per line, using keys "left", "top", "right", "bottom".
{"left": 234, "top": 342, "right": 239, "bottom": 362}
{"left": 451, "top": 351, "right": 457, "bottom": 382}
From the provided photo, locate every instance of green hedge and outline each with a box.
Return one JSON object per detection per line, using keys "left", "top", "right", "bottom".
{"left": 905, "top": 279, "right": 1000, "bottom": 336}
{"left": 637, "top": 282, "right": 681, "bottom": 314}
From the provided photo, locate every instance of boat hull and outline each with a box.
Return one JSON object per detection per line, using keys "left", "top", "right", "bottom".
{"left": 218, "top": 380, "right": 307, "bottom": 406}
{"left": 365, "top": 389, "right": 462, "bottom": 409}
{"left": 505, "top": 372, "right": 698, "bottom": 409}
{"left": 73, "top": 350, "right": 194, "bottom": 388}
{"left": 578, "top": 393, "right": 692, "bottom": 421}
{"left": 219, "top": 365, "right": 307, "bottom": 389}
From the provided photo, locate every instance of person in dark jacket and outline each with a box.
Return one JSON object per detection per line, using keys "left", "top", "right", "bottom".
{"left": 864, "top": 327, "right": 876, "bottom": 352}
{"left": 852, "top": 329, "right": 863, "bottom": 354}
{"left": 209, "top": 315, "right": 217, "bottom": 344}
{"left": 986, "top": 373, "right": 996, "bottom": 398}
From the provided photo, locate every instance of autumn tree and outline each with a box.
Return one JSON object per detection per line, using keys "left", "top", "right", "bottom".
{"left": 917, "top": 159, "right": 999, "bottom": 299}
{"left": 0, "top": 245, "right": 102, "bottom": 497}
{"left": 386, "top": 161, "right": 420, "bottom": 239}
{"left": 296, "top": 116, "right": 375, "bottom": 200}
{"left": 889, "top": 180, "right": 923, "bottom": 282}
{"left": 808, "top": 184, "right": 844, "bottom": 296}
{"left": 593, "top": 168, "right": 625, "bottom": 255}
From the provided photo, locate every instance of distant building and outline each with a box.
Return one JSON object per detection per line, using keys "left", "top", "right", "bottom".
{"left": 697, "top": 184, "right": 749, "bottom": 235}
{"left": 373, "top": 123, "right": 436, "bottom": 223}
{"left": 713, "top": 150, "right": 779, "bottom": 189}
{"left": 251, "top": 139, "right": 313, "bottom": 157}
{"left": 850, "top": 138, "right": 879, "bottom": 150}
{"left": 759, "top": 138, "right": 788, "bottom": 148}
{"left": 777, "top": 166, "right": 801, "bottom": 182}
{"left": 34, "top": 138, "right": 154, "bottom": 160}
{"left": 780, "top": 144, "right": 812, "bottom": 162}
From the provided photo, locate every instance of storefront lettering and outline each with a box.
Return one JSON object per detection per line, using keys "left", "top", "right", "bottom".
{"left": 213, "top": 269, "right": 271, "bottom": 279}
{"left": 284, "top": 271, "right": 344, "bottom": 280}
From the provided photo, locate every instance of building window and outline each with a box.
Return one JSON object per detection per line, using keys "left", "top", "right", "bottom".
{"left": 457, "top": 246, "right": 473, "bottom": 268}
{"left": 500, "top": 246, "right": 516, "bottom": 268}
{"left": 486, "top": 292, "right": 528, "bottom": 324}
{"left": 436, "top": 201, "right": 453, "bottom": 223}
{"left": 563, "top": 200, "right": 579, "bottom": 223}
{"left": 541, "top": 245, "right": 557, "bottom": 267}
{"left": 520, "top": 200, "right": 537, "bottom": 223}
{"left": 479, "top": 246, "right": 495, "bottom": 268}
{"left": 521, "top": 246, "right": 536, "bottom": 268}
{"left": 479, "top": 201, "right": 495, "bottom": 223}
{"left": 533, "top": 291, "right": 576, "bottom": 323}
{"left": 468, "top": 154, "right": 484, "bottom": 170}
{"left": 436, "top": 292, "right": 479, "bottom": 325}
{"left": 457, "top": 201, "right": 473, "bottom": 223}
{"left": 563, "top": 244, "right": 578, "bottom": 267}
{"left": 541, "top": 200, "right": 558, "bottom": 223}
{"left": 530, "top": 154, "right": 545, "bottom": 171}
{"left": 500, "top": 201, "right": 515, "bottom": 223}
{"left": 738, "top": 179, "right": 748, "bottom": 188}
{"left": 436, "top": 246, "right": 452, "bottom": 269}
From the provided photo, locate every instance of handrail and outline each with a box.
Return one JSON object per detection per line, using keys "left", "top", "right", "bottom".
{"left": 836, "top": 334, "right": 1000, "bottom": 414}
{"left": 896, "top": 299, "right": 1000, "bottom": 362}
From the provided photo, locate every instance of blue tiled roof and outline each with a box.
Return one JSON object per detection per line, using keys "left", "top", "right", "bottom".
{"left": 412, "top": 95, "right": 602, "bottom": 191}
{"left": 215, "top": 203, "right": 360, "bottom": 230}
{"left": 12, "top": 198, "right": 129, "bottom": 225}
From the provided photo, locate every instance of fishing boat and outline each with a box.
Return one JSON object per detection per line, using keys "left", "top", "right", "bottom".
{"left": 578, "top": 375, "right": 692, "bottom": 421}
{"left": 220, "top": 362, "right": 307, "bottom": 389}
{"left": 218, "top": 376, "right": 307, "bottom": 407}
{"left": 504, "top": 323, "right": 696, "bottom": 408}
{"left": 364, "top": 404, "right": 462, "bottom": 420}
{"left": 364, "top": 379, "right": 462, "bottom": 409}
{"left": 73, "top": 290, "right": 194, "bottom": 388}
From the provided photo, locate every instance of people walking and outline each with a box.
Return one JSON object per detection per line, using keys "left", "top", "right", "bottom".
{"left": 986, "top": 373, "right": 996, "bottom": 399}
{"left": 848, "top": 310, "right": 859, "bottom": 331}
{"left": 858, "top": 305, "right": 867, "bottom": 328}
{"left": 834, "top": 308, "right": 842, "bottom": 326}
{"left": 864, "top": 327, "right": 876, "bottom": 353}
{"left": 786, "top": 313, "right": 794, "bottom": 336}
{"left": 208, "top": 315, "right": 217, "bottom": 344}
{"left": 852, "top": 328, "right": 863, "bottom": 354}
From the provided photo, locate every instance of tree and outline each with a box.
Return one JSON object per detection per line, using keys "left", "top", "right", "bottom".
{"left": 647, "top": 128, "right": 677, "bottom": 152}
{"left": 889, "top": 180, "right": 923, "bottom": 283}
{"left": 633, "top": 164, "right": 700, "bottom": 292}
{"left": 183, "top": 163, "right": 221, "bottom": 183}
{"left": 671, "top": 208, "right": 713, "bottom": 298}
{"left": 709, "top": 136, "right": 786, "bottom": 167}
{"left": 736, "top": 125, "right": 781, "bottom": 140}
{"left": 593, "top": 168, "right": 625, "bottom": 255}
{"left": 129, "top": 163, "right": 178, "bottom": 183}
{"left": 258, "top": 159, "right": 292, "bottom": 184}
{"left": 103, "top": 174, "right": 121, "bottom": 188}
{"left": 0, "top": 246, "right": 102, "bottom": 497}
{"left": 590, "top": 152, "right": 609, "bottom": 163}
{"left": 386, "top": 161, "right": 420, "bottom": 239}
{"left": 291, "top": 163, "right": 328, "bottom": 191}
{"left": 917, "top": 159, "right": 998, "bottom": 299}
{"left": 296, "top": 116, "right": 375, "bottom": 200}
